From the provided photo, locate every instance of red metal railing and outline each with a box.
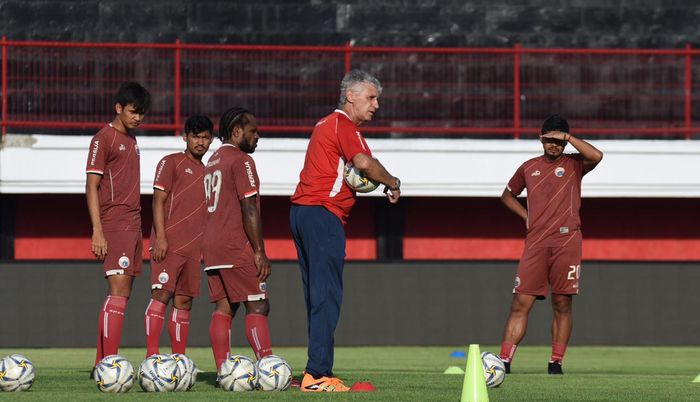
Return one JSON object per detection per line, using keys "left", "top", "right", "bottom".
{"left": 1, "top": 39, "right": 698, "bottom": 139}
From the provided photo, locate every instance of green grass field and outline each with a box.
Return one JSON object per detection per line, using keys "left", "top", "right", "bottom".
{"left": 1, "top": 346, "right": 700, "bottom": 401}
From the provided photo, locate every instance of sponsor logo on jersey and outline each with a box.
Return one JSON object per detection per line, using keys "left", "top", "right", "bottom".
{"left": 118, "top": 255, "right": 130, "bottom": 269}
{"left": 135, "top": 144, "right": 140, "bottom": 156}
{"left": 531, "top": 170, "right": 541, "bottom": 176}
{"left": 244, "top": 161, "right": 256, "bottom": 187}
{"left": 513, "top": 276, "right": 521, "bottom": 289}
{"left": 155, "top": 159, "right": 167, "bottom": 181}
{"left": 158, "top": 272, "right": 170, "bottom": 284}
{"left": 207, "top": 158, "right": 220, "bottom": 168}
{"left": 555, "top": 167, "right": 565, "bottom": 177}
{"left": 90, "top": 140, "right": 100, "bottom": 166}
{"left": 355, "top": 131, "right": 367, "bottom": 150}
{"left": 185, "top": 168, "right": 193, "bottom": 175}
{"left": 560, "top": 226, "right": 569, "bottom": 234}
{"left": 119, "top": 143, "right": 126, "bottom": 151}
{"left": 259, "top": 282, "right": 267, "bottom": 292}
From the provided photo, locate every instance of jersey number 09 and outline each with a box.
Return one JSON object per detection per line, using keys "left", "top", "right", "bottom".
{"left": 204, "top": 170, "right": 222, "bottom": 213}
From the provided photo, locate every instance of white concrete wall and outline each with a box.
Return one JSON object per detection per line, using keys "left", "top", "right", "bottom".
{"left": 1, "top": 134, "right": 699, "bottom": 197}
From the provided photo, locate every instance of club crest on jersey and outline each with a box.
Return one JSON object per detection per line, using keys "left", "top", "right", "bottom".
{"left": 118, "top": 255, "right": 130, "bottom": 269}
{"left": 119, "top": 143, "right": 126, "bottom": 151}
{"left": 158, "top": 272, "right": 170, "bottom": 284}
{"left": 531, "top": 170, "right": 541, "bottom": 176}
{"left": 554, "top": 167, "right": 565, "bottom": 177}
{"left": 185, "top": 168, "right": 193, "bottom": 174}
{"left": 259, "top": 282, "right": 267, "bottom": 292}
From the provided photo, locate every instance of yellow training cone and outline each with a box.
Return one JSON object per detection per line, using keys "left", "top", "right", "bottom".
{"left": 460, "top": 344, "right": 489, "bottom": 402}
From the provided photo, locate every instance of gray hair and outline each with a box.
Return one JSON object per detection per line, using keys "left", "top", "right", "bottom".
{"left": 337, "top": 69, "right": 383, "bottom": 108}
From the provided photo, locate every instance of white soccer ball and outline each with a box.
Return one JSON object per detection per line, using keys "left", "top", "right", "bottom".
{"left": 138, "top": 354, "right": 180, "bottom": 392}
{"left": 218, "top": 355, "right": 258, "bottom": 391}
{"left": 343, "top": 161, "right": 379, "bottom": 193}
{"left": 0, "top": 354, "right": 35, "bottom": 392}
{"left": 256, "top": 355, "right": 293, "bottom": 391}
{"left": 171, "top": 353, "right": 197, "bottom": 391}
{"left": 94, "top": 354, "right": 134, "bottom": 393}
{"left": 481, "top": 351, "right": 506, "bottom": 388}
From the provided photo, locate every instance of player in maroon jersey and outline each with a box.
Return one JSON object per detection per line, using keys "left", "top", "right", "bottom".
{"left": 85, "top": 82, "right": 150, "bottom": 374}
{"left": 201, "top": 107, "right": 274, "bottom": 374}
{"left": 144, "top": 115, "right": 213, "bottom": 357}
{"left": 498, "top": 115, "right": 603, "bottom": 375}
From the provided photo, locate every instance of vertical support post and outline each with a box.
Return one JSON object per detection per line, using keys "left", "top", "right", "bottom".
{"left": 344, "top": 41, "right": 352, "bottom": 73}
{"left": 684, "top": 44, "right": 692, "bottom": 140}
{"left": 174, "top": 39, "right": 182, "bottom": 136}
{"left": 2, "top": 36, "right": 8, "bottom": 139}
{"left": 513, "top": 43, "right": 521, "bottom": 140}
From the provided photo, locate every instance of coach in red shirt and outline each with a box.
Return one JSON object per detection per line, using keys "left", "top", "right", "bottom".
{"left": 498, "top": 115, "right": 603, "bottom": 375}
{"left": 290, "top": 70, "right": 401, "bottom": 392}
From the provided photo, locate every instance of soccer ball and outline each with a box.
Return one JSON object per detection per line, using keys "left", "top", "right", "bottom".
{"left": 94, "top": 354, "right": 134, "bottom": 393}
{"left": 0, "top": 354, "right": 35, "bottom": 392}
{"left": 481, "top": 352, "right": 506, "bottom": 388}
{"left": 138, "top": 354, "right": 180, "bottom": 392}
{"left": 256, "top": 355, "right": 293, "bottom": 391}
{"left": 218, "top": 355, "right": 257, "bottom": 391}
{"left": 171, "top": 353, "right": 197, "bottom": 391}
{"left": 343, "top": 161, "right": 379, "bottom": 193}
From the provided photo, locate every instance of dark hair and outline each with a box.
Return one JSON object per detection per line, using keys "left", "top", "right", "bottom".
{"left": 218, "top": 107, "right": 252, "bottom": 142}
{"left": 541, "top": 114, "right": 570, "bottom": 134}
{"left": 115, "top": 82, "right": 151, "bottom": 114}
{"left": 184, "top": 115, "right": 213, "bottom": 135}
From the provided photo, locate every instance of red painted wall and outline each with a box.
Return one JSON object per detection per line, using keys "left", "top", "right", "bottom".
{"left": 11, "top": 195, "right": 700, "bottom": 261}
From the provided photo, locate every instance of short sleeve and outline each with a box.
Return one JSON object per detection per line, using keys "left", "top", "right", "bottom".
{"left": 234, "top": 155, "right": 259, "bottom": 200}
{"left": 85, "top": 134, "right": 107, "bottom": 175}
{"left": 506, "top": 164, "right": 526, "bottom": 196}
{"left": 153, "top": 155, "right": 175, "bottom": 192}
{"left": 337, "top": 123, "right": 372, "bottom": 162}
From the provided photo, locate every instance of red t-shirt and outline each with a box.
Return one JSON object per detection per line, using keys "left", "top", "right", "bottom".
{"left": 202, "top": 144, "right": 261, "bottom": 270}
{"left": 150, "top": 152, "right": 206, "bottom": 258}
{"left": 290, "top": 110, "right": 372, "bottom": 224}
{"left": 507, "top": 153, "right": 586, "bottom": 248}
{"left": 85, "top": 124, "right": 141, "bottom": 232}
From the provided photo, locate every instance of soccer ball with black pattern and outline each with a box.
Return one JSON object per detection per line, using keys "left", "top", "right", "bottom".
{"left": 171, "top": 353, "right": 197, "bottom": 391}
{"left": 343, "top": 162, "right": 379, "bottom": 193}
{"left": 138, "top": 354, "right": 180, "bottom": 392}
{"left": 218, "top": 355, "right": 258, "bottom": 391}
{"left": 256, "top": 355, "right": 293, "bottom": 391}
{"left": 0, "top": 354, "right": 35, "bottom": 392}
{"left": 481, "top": 351, "right": 506, "bottom": 388}
{"left": 94, "top": 354, "right": 134, "bottom": 393}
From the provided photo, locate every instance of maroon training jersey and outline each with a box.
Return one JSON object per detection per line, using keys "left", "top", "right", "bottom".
{"left": 202, "top": 144, "right": 261, "bottom": 270}
{"left": 85, "top": 124, "right": 141, "bottom": 232}
{"left": 150, "top": 152, "right": 206, "bottom": 258}
{"left": 507, "top": 153, "right": 586, "bottom": 248}
{"left": 291, "top": 110, "right": 372, "bottom": 224}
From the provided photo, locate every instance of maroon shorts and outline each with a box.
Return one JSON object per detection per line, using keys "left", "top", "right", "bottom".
{"left": 206, "top": 266, "right": 268, "bottom": 304}
{"left": 103, "top": 231, "right": 143, "bottom": 277}
{"left": 513, "top": 244, "right": 582, "bottom": 298}
{"left": 150, "top": 252, "right": 201, "bottom": 297}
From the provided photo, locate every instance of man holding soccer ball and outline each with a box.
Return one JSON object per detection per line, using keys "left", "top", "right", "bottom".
{"left": 498, "top": 115, "right": 603, "bottom": 375}
{"left": 290, "top": 70, "right": 401, "bottom": 392}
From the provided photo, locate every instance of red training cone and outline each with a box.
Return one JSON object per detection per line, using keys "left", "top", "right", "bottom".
{"left": 350, "top": 381, "right": 376, "bottom": 392}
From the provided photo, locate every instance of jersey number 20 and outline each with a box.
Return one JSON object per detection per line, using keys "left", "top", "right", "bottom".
{"left": 204, "top": 170, "right": 222, "bottom": 213}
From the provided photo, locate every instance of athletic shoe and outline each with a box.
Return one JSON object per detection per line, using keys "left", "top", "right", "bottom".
{"left": 548, "top": 361, "right": 563, "bottom": 375}
{"left": 503, "top": 361, "right": 511, "bottom": 374}
{"left": 300, "top": 372, "right": 350, "bottom": 392}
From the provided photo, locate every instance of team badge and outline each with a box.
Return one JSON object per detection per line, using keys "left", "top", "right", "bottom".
{"left": 158, "top": 272, "right": 170, "bottom": 284}
{"left": 119, "top": 144, "right": 126, "bottom": 151}
{"left": 259, "top": 282, "right": 267, "bottom": 292}
{"left": 118, "top": 255, "right": 130, "bottom": 269}
{"left": 554, "top": 167, "right": 565, "bottom": 177}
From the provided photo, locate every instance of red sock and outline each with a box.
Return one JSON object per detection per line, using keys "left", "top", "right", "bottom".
{"left": 168, "top": 308, "right": 190, "bottom": 354}
{"left": 499, "top": 342, "right": 517, "bottom": 363}
{"left": 550, "top": 342, "right": 568, "bottom": 363}
{"left": 96, "top": 296, "right": 128, "bottom": 364}
{"left": 245, "top": 313, "right": 272, "bottom": 359}
{"left": 144, "top": 299, "right": 167, "bottom": 357}
{"left": 209, "top": 311, "right": 232, "bottom": 372}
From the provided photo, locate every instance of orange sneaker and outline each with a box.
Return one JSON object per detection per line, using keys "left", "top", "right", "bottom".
{"left": 300, "top": 372, "right": 350, "bottom": 392}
